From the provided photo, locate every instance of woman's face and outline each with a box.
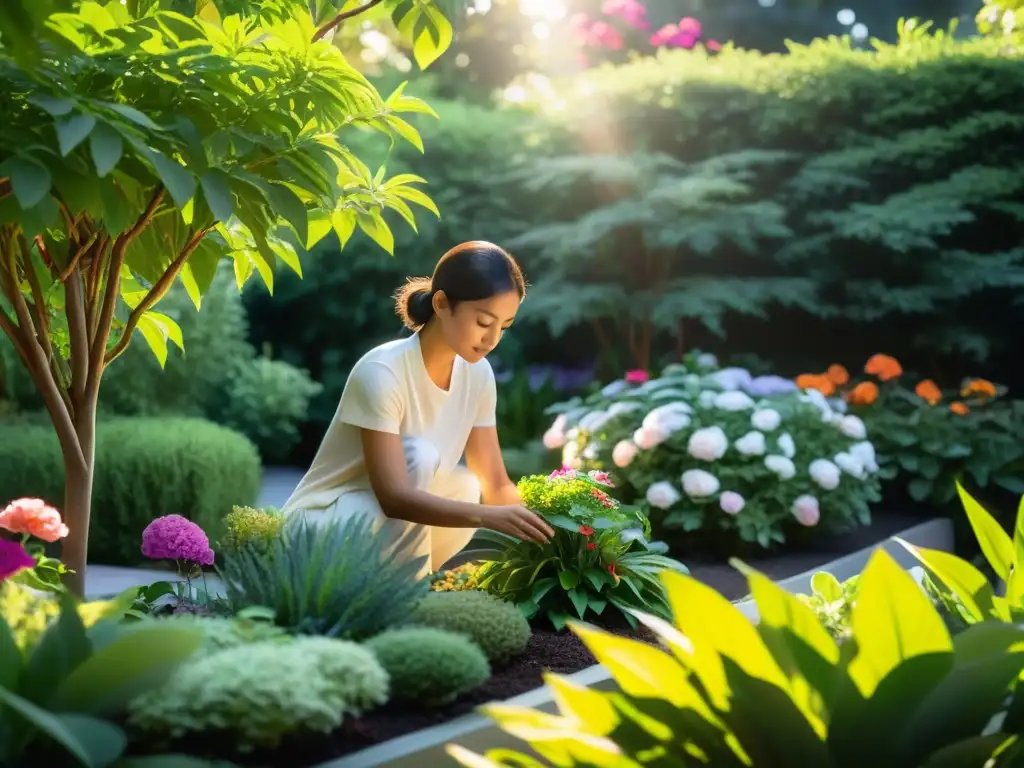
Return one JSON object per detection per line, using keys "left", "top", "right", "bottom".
{"left": 433, "top": 289, "right": 521, "bottom": 363}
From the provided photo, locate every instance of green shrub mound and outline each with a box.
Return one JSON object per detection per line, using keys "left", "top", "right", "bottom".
{"left": 365, "top": 627, "right": 490, "bottom": 707}
{"left": 0, "top": 417, "right": 260, "bottom": 565}
{"left": 154, "top": 614, "right": 289, "bottom": 655}
{"left": 411, "top": 590, "right": 531, "bottom": 665}
{"left": 128, "top": 636, "right": 388, "bottom": 750}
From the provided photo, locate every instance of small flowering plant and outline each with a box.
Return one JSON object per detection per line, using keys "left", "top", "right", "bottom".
{"left": 0, "top": 498, "right": 71, "bottom": 593}
{"left": 797, "top": 355, "right": 1024, "bottom": 505}
{"left": 543, "top": 353, "right": 882, "bottom": 549}
{"left": 139, "top": 514, "right": 217, "bottom": 611}
{"left": 475, "top": 469, "right": 687, "bottom": 631}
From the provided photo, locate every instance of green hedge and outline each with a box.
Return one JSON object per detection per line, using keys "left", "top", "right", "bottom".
{"left": 0, "top": 417, "right": 261, "bottom": 565}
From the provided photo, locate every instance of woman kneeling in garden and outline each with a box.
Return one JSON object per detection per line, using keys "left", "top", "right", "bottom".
{"left": 282, "top": 241, "right": 553, "bottom": 575}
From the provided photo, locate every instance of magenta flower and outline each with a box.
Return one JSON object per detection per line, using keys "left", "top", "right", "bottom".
{"left": 141, "top": 514, "right": 215, "bottom": 566}
{"left": 602, "top": 0, "right": 649, "bottom": 30}
{"left": 625, "top": 369, "right": 650, "bottom": 384}
{"left": 0, "top": 539, "right": 35, "bottom": 581}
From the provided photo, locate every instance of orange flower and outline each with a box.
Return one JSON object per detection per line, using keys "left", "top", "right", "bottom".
{"left": 826, "top": 364, "right": 849, "bottom": 385}
{"left": 795, "top": 373, "right": 836, "bottom": 396}
{"left": 864, "top": 354, "right": 902, "bottom": 381}
{"left": 0, "top": 498, "right": 69, "bottom": 543}
{"left": 914, "top": 379, "right": 942, "bottom": 406}
{"left": 950, "top": 402, "right": 970, "bottom": 415}
{"left": 961, "top": 378, "right": 997, "bottom": 399}
{"left": 845, "top": 381, "right": 879, "bottom": 406}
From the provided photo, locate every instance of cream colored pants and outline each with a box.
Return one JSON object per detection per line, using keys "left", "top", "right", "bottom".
{"left": 296, "top": 437, "right": 479, "bottom": 578}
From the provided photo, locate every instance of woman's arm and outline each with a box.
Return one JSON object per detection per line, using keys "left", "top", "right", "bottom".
{"left": 361, "top": 429, "right": 552, "bottom": 541}
{"left": 464, "top": 425, "right": 521, "bottom": 506}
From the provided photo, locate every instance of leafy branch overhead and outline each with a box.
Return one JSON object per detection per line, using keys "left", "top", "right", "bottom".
{"left": 0, "top": 0, "right": 457, "bottom": 594}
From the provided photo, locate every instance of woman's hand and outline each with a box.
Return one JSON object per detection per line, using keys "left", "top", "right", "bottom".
{"left": 485, "top": 505, "right": 555, "bottom": 544}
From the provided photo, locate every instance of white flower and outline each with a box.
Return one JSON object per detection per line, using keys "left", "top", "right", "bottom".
{"left": 751, "top": 408, "right": 781, "bottom": 432}
{"left": 576, "top": 410, "right": 604, "bottom": 432}
{"left": 850, "top": 441, "right": 879, "bottom": 473}
{"left": 687, "top": 426, "right": 728, "bottom": 461}
{"left": 777, "top": 432, "right": 796, "bottom": 459}
{"left": 713, "top": 391, "right": 756, "bottom": 411}
{"left": 683, "top": 374, "right": 702, "bottom": 387}
{"left": 642, "top": 403, "right": 692, "bottom": 436}
{"left": 601, "top": 380, "right": 627, "bottom": 397}
{"left": 582, "top": 443, "right": 599, "bottom": 460}
{"left": 607, "top": 401, "right": 642, "bottom": 417}
{"left": 792, "top": 495, "right": 820, "bottom": 527}
{"left": 834, "top": 451, "right": 866, "bottom": 479}
{"left": 809, "top": 459, "right": 841, "bottom": 490}
{"left": 838, "top": 414, "right": 867, "bottom": 440}
{"left": 650, "top": 387, "right": 691, "bottom": 401}
{"left": 633, "top": 425, "right": 666, "bottom": 450}
{"left": 551, "top": 414, "right": 568, "bottom": 432}
{"left": 542, "top": 427, "right": 566, "bottom": 450}
{"left": 801, "top": 388, "right": 832, "bottom": 418}
{"left": 566, "top": 427, "right": 580, "bottom": 441}
{"left": 697, "top": 353, "right": 719, "bottom": 369}
{"left": 764, "top": 454, "right": 796, "bottom": 480}
{"left": 698, "top": 390, "right": 717, "bottom": 408}
{"left": 734, "top": 431, "right": 766, "bottom": 456}
{"left": 612, "top": 440, "right": 639, "bottom": 468}
{"left": 682, "top": 469, "right": 720, "bottom": 498}
{"left": 719, "top": 491, "right": 745, "bottom": 515}
{"left": 562, "top": 441, "right": 582, "bottom": 470}
{"left": 830, "top": 397, "right": 848, "bottom": 414}
{"left": 646, "top": 481, "right": 681, "bottom": 510}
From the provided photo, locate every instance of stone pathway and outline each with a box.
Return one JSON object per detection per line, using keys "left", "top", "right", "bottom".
{"left": 84, "top": 466, "right": 304, "bottom": 600}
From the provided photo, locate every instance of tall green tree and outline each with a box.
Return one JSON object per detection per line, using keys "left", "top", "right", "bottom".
{"left": 0, "top": 0, "right": 458, "bottom": 594}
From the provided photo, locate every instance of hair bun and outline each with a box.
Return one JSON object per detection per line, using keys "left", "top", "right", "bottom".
{"left": 394, "top": 277, "right": 435, "bottom": 330}
{"left": 407, "top": 289, "right": 435, "bottom": 327}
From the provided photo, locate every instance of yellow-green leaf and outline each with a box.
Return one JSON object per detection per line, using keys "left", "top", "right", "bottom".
{"left": 811, "top": 571, "right": 843, "bottom": 602}
{"left": 895, "top": 539, "right": 1001, "bottom": 623}
{"left": 331, "top": 209, "right": 357, "bottom": 248}
{"left": 178, "top": 264, "right": 202, "bottom": 310}
{"left": 1013, "top": 493, "right": 1024, "bottom": 569}
{"left": 390, "top": 184, "right": 440, "bottom": 217}
{"left": 136, "top": 311, "right": 183, "bottom": 368}
{"left": 848, "top": 549, "right": 952, "bottom": 697}
{"left": 386, "top": 114, "right": 424, "bottom": 152}
{"left": 477, "top": 702, "right": 623, "bottom": 766}
{"left": 269, "top": 238, "right": 302, "bottom": 278}
{"left": 957, "top": 481, "right": 1014, "bottom": 582}
{"left": 413, "top": 4, "right": 454, "bottom": 70}
{"left": 544, "top": 672, "right": 619, "bottom": 736}
{"left": 306, "top": 210, "right": 333, "bottom": 249}
{"left": 356, "top": 210, "right": 394, "bottom": 254}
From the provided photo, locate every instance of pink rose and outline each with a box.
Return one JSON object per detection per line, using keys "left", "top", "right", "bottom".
{"left": 0, "top": 498, "right": 70, "bottom": 543}
{"left": 792, "top": 495, "right": 820, "bottom": 527}
{"left": 719, "top": 491, "right": 745, "bottom": 515}
{"left": 612, "top": 440, "right": 638, "bottom": 468}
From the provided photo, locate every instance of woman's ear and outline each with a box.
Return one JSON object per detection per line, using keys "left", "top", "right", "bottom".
{"left": 432, "top": 289, "right": 450, "bottom": 314}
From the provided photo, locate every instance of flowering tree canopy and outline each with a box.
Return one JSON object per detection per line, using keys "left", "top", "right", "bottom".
{"left": 0, "top": 0, "right": 459, "bottom": 594}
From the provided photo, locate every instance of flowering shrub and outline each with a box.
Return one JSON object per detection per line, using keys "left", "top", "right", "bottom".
{"left": 544, "top": 356, "right": 882, "bottom": 548}
{"left": 430, "top": 562, "right": 482, "bottom": 592}
{"left": 0, "top": 497, "right": 71, "bottom": 593}
{"left": 797, "top": 571, "right": 859, "bottom": 644}
{"left": 475, "top": 469, "right": 687, "bottom": 630}
{"left": 141, "top": 514, "right": 218, "bottom": 610}
{"left": 220, "top": 505, "right": 286, "bottom": 555}
{"left": 796, "top": 355, "right": 1024, "bottom": 504}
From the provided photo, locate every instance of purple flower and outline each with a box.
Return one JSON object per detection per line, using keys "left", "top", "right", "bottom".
{"left": 746, "top": 375, "right": 799, "bottom": 397}
{"left": 0, "top": 539, "right": 35, "bottom": 581}
{"left": 141, "top": 515, "right": 215, "bottom": 566}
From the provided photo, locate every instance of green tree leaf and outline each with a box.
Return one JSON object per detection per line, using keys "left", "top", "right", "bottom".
{"left": 55, "top": 112, "right": 97, "bottom": 156}
{"left": 5, "top": 155, "right": 52, "bottom": 209}
{"left": 956, "top": 481, "right": 1014, "bottom": 582}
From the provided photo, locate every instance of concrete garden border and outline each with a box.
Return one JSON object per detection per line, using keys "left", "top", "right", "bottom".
{"left": 321, "top": 515, "right": 955, "bottom": 768}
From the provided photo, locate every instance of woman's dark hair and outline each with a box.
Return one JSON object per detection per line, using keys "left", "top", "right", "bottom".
{"left": 395, "top": 241, "right": 526, "bottom": 330}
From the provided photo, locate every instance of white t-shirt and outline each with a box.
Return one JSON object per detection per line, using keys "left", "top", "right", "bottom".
{"left": 281, "top": 333, "right": 497, "bottom": 513}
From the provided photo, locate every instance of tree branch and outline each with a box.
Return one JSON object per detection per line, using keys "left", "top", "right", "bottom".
{"left": 87, "top": 187, "right": 165, "bottom": 398}
{"left": 312, "top": 0, "right": 386, "bottom": 42}
{"left": 59, "top": 232, "right": 98, "bottom": 283}
{"left": 104, "top": 226, "right": 212, "bottom": 366}
{"left": 19, "top": 234, "right": 53, "bottom": 355}
{"left": 66, "top": 268, "right": 90, "bottom": 404}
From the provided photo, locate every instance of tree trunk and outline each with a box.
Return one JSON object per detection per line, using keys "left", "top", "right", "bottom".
{"left": 60, "top": 397, "right": 97, "bottom": 598}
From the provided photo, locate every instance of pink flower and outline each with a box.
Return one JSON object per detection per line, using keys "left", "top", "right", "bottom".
{"left": 548, "top": 467, "right": 578, "bottom": 481}
{"left": 602, "top": 0, "right": 649, "bottom": 29}
{"left": 625, "top": 369, "right": 649, "bottom": 384}
{"left": 612, "top": 440, "right": 638, "bottom": 468}
{"left": 650, "top": 24, "right": 677, "bottom": 47}
{"left": 678, "top": 16, "right": 702, "bottom": 37}
{"left": 587, "top": 21, "right": 623, "bottom": 49}
{"left": 588, "top": 470, "right": 614, "bottom": 487}
{"left": 719, "top": 491, "right": 745, "bottom": 515}
{"left": 792, "top": 495, "right": 820, "bottom": 527}
{"left": 706, "top": 39, "right": 722, "bottom": 51}
{"left": 578, "top": 525, "right": 595, "bottom": 536}
{"left": 0, "top": 498, "right": 70, "bottom": 543}
{"left": 141, "top": 514, "right": 215, "bottom": 566}
{"left": 633, "top": 425, "right": 665, "bottom": 450}
{"left": 0, "top": 539, "right": 34, "bottom": 581}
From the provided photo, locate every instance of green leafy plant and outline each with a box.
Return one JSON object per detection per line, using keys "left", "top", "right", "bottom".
{"left": 128, "top": 636, "right": 388, "bottom": 751}
{"left": 411, "top": 590, "right": 531, "bottom": 664}
{"left": 450, "top": 549, "right": 1024, "bottom": 767}
{"left": 218, "top": 514, "right": 428, "bottom": 638}
{"left": 365, "top": 626, "right": 491, "bottom": 707}
{"left": 476, "top": 469, "right": 687, "bottom": 630}
{"left": 0, "top": 582, "right": 204, "bottom": 767}
{"left": 546, "top": 360, "right": 883, "bottom": 549}
{"left": 900, "top": 481, "right": 1024, "bottom": 625}
{"left": 796, "top": 571, "right": 859, "bottom": 644}
{"left": 0, "top": 0, "right": 455, "bottom": 594}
